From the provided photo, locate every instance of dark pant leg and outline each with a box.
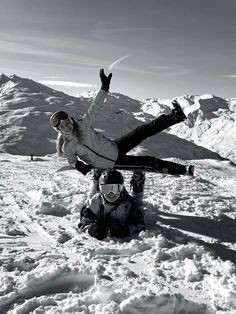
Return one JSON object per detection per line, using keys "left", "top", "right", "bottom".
{"left": 88, "top": 169, "right": 103, "bottom": 198}
{"left": 115, "top": 155, "right": 187, "bottom": 175}
{"left": 115, "top": 114, "right": 180, "bottom": 155}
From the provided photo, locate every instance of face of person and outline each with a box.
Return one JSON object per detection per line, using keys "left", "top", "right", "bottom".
{"left": 58, "top": 119, "right": 74, "bottom": 135}
{"left": 100, "top": 184, "right": 123, "bottom": 203}
{"left": 103, "top": 191, "right": 121, "bottom": 203}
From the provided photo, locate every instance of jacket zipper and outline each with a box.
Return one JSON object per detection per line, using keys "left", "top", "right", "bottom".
{"left": 84, "top": 144, "right": 117, "bottom": 163}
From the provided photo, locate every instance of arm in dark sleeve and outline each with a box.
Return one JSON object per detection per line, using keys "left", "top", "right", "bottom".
{"left": 78, "top": 202, "right": 108, "bottom": 240}
{"left": 78, "top": 206, "right": 98, "bottom": 231}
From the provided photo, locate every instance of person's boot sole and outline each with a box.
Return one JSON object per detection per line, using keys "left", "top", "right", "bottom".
{"left": 172, "top": 100, "right": 187, "bottom": 120}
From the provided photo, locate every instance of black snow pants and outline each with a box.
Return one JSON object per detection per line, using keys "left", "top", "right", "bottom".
{"left": 114, "top": 113, "right": 187, "bottom": 175}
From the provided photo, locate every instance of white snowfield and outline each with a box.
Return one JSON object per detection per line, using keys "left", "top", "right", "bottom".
{"left": 0, "top": 73, "right": 236, "bottom": 313}
{"left": 0, "top": 154, "right": 236, "bottom": 313}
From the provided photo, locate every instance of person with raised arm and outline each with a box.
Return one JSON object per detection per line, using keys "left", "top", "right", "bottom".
{"left": 50, "top": 69, "right": 194, "bottom": 176}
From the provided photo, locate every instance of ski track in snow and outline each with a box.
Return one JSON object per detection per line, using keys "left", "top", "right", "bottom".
{"left": 0, "top": 153, "right": 236, "bottom": 313}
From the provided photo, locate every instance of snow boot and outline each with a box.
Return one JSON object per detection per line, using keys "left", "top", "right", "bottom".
{"left": 130, "top": 171, "right": 146, "bottom": 194}
{"left": 130, "top": 171, "right": 146, "bottom": 208}
{"left": 171, "top": 100, "right": 187, "bottom": 122}
{"left": 159, "top": 100, "right": 187, "bottom": 129}
{"left": 187, "top": 165, "right": 195, "bottom": 176}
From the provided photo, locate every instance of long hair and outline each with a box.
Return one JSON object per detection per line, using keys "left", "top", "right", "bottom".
{"left": 56, "top": 117, "right": 83, "bottom": 157}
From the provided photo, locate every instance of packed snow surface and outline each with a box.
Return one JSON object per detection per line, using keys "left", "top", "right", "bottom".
{"left": 0, "top": 153, "right": 236, "bottom": 313}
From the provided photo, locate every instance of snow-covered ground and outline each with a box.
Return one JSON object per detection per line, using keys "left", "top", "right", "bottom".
{"left": 1, "top": 73, "right": 236, "bottom": 313}
{"left": 1, "top": 153, "right": 236, "bottom": 313}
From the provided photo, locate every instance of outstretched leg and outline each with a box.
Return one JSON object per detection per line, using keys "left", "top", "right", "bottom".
{"left": 115, "top": 155, "right": 189, "bottom": 176}
{"left": 115, "top": 102, "right": 186, "bottom": 155}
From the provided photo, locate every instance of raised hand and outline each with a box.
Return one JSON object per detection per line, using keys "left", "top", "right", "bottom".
{"left": 100, "top": 69, "right": 112, "bottom": 91}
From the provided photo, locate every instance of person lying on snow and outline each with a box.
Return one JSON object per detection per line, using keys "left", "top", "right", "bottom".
{"left": 78, "top": 169, "right": 146, "bottom": 240}
{"left": 50, "top": 69, "right": 194, "bottom": 177}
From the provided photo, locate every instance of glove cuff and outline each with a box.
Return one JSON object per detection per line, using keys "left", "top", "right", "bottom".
{"left": 101, "top": 84, "right": 110, "bottom": 92}
{"left": 75, "top": 160, "right": 92, "bottom": 175}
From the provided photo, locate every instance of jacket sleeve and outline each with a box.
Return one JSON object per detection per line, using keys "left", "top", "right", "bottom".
{"left": 78, "top": 206, "right": 98, "bottom": 231}
{"left": 63, "top": 143, "right": 78, "bottom": 167}
{"left": 78, "top": 196, "right": 101, "bottom": 231}
{"left": 82, "top": 90, "right": 107, "bottom": 126}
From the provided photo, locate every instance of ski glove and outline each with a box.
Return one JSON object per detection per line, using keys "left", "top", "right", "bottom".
{"left": 88, "top": 223, "right": 108, "bottom": 240}
{"left": 109, "top": 225, "right": 130, "bottom": 238}
{"left": 75, "top": 160, "right": 92, "bottom": 175}
{"left": 100, "top": 69, "right": 112, "bottom": 91}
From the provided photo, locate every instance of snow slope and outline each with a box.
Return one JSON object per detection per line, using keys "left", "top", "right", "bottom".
{"left": 0, "top": 74, "right": 91, "bottom": 156}
{"left": 0, "top": 73, "right": 229, "bottom": 162}
{"left": 0, "top": 153, "right": 236, "bottom": 313}
{"left": 141, "top": 95, "right": 236, "bottom": 163}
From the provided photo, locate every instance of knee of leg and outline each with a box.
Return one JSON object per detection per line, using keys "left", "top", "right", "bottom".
{"left": 146, "top": 156, "right": 157, "bottom": 167}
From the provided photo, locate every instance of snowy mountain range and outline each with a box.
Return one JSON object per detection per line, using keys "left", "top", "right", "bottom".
{"left": 141, "top": 95, "right": 236, "bottom": 163}
{"left": 0, "top": 73, "right": 235, "bottom": 164}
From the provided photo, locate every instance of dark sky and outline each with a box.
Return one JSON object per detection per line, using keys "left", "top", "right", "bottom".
{"left": 0, "top": 0, "right": 236, "bottom": 99}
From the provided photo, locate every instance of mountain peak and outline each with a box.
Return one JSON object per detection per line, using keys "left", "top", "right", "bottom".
{"left": 7, "top": 74, "right": 67, "bottom": 95}
{"left": 0, "top": 72, "right": 9, "bottom": 79}
{"left": 0, "top": 73, "right": 10, "bottom": 86}
{"left": 9, "top": 74, "right": 22, "bottom": 82}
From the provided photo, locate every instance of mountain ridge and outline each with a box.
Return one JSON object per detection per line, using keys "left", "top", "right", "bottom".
{"left": 0, "top": 73, "right": 234, "bottom": 163}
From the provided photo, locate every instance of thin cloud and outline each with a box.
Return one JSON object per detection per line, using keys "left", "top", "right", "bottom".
{"left": 38, "top": 80, "right": 97, "bottom": 88}
{"left": 93, "top": 25, "right": 158, "bottom": 40}
{"left": 108, "top": 54, "right": 131, "bottom": 70}
{"left": 226, "top": 75, "right": 236, "bottom": 78}
{"left": 149, "top": 65, "right": 194, "bottom": 77}
{"left": 164, "top": 69, "right": 194, "bottom": 77}
{"left": 149, "top": 65, "right": 176, "bottom": 71}
{"left": 44, "top": 76, "right": 64, "bottom": 79}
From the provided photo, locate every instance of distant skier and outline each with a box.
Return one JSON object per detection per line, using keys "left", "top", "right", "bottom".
{"left": 50, "top": 69, "right": 194, "bottom": 176}
{"left": 78, "top": 169, "right": 146, "bottom": 240}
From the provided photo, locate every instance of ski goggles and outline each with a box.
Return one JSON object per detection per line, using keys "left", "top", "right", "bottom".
{"left": 100, "top": 184, "right": 124, "bottom": 194}
{"left": 50, "top": 111, "right": 69, "bottom": 128}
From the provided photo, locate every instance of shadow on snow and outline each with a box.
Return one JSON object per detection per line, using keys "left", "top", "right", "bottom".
{"left": 144, "top": 203, "right": 236, "bottom": 264}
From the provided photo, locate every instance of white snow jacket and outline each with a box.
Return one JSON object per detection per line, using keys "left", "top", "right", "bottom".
{"left": 78, "top": 189, "right": 145, "bottom": 235}
{"left": 64, "top": 90, "right": 119, "bottom": 168}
